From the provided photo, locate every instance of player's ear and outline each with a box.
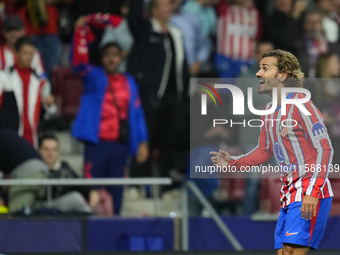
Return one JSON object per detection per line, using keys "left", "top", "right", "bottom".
{"left": 279, "top": 73, "right": 287, "bottom": 83}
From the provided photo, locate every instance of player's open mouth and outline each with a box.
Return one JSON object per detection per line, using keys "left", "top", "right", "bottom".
{"left": 258, "top": 79, "right": 265, "bottom": 87}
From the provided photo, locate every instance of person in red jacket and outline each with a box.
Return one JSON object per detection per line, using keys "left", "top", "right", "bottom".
{"left": 215, "top": 0, "right": 262, "bottom": 78}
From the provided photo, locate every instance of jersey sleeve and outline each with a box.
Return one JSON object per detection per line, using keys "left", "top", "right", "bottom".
{"left": 228, "top": 114, "right": 273, "bottom": 169}
{"left": 293, "top": 101, "right": 334, "bottom": 198}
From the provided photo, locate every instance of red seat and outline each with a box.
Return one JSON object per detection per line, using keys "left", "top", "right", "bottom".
{"left": 51, "top": 66, "right": 83, "bottom": 119}
{"left": 260, "top": 178, "right": 283, "bottom": 214}
{"left": 228, "top": 178, "right": 245, "bottom": 201}
{"left": 219, "top": 178, "right": 245, "bottom": 201}
{"left": 329, "top": 178, "right": 340, "bottom": 216}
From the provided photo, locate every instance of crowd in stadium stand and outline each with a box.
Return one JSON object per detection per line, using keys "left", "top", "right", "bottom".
{"left": 0, "top": 0, "right": 340, "bottom": 217}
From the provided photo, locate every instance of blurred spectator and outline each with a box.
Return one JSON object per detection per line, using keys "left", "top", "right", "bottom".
{"left": 71, "top": 15, "right": 149, "bottom": 215}
{"left": 71, "top": 0, "right": 125, "bottom": 19}
{"left": 253, "top": 0, "right": 271, "bottom": 17}
{"left": 189, "top": 84, "right": 237, "bottom": 216}
{"left": 182, "top": 0, "right": 216, "bottom": 50}
{"left": 0, "top": 170, "right": 8, "bottom": 213}
{"left": 215, "top": 0, "right": 262, "bottom": 78}
{"left": 70, "top": 0, "right": 127, "bottom": 65}
{"left": 314, "top": 53, "right": 340, "bottom": 165}
{"left": 181, "top": 0, "right": 216, "bottom": 73}
{"left": 100, "top": 0, "right": 134, "bottom": 73}
{"left": 100, "top": 21, "right": 133, "bottom": 72}
{"left": 337, "top": 0, "right": 340, "bottom": 17}
{"left": 0, "top": 195, "right": 8, "bottom": 213}
{"left": 286, "top": 10, "right": 340, "bottom": 77}
{"left": 16, "top": 0, "right": 73, "bottom": 78}
{"left": 127, "top": 0, "right": 190, "bottom": 181}
{"left": 259, "top": 0, "right": 314, "bottom": 17}
{"left": 0, "top": 36, "right": 55, "bottom": 147}
{"left": 0, "top": 15, "right": 44, "bottom": 75}
{"left": 264, "top": 0, "right": 307, "bottom": 49}
{"left": 171, "top": 0, "right": 210, "bottom": 76}
{"left": 315, "top": 0, "right": 339, "bottom": 43}
{"left": 235, "top": 41, "right": 274, "bottom": 215}
{"left": 0, "top": 128, "right": 49, "bottom": 213}
{"left": 39, "top": 132, "right": 100, "bottom": 213}
{"left": 235, "top": 41, "right": 274, "bottom": 151}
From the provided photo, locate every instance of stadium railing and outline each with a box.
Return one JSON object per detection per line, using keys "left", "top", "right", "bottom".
{"left": 0, "top": 178, "right": 244, "bottom": 251}
{"left": 0, "top": 178, "right": 172, "bottom": 216}
{"left": 181, "top": 181, "right": 244, "bottom": 251}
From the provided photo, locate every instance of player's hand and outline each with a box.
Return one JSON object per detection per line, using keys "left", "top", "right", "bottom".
{"left": 137, "top": 142, "right": 149, "bottom": 164}
{"left": 89, "top": 190, "right": 100, "bottom": 209}
{"left": 43, "top": 95, "right": 55, "bottom": 106}
{"left": 210, "top": 150, "right": 231, "bottom": 168}
{"left": 300, "top": 195, "right": 318, "bottom": 220}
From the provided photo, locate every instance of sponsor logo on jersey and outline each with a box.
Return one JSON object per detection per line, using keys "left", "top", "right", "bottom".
{"left": 274, "top": 142, "right": 285, "bottom": 164}
{"left": 312, "top": 122, "right": 327, "bottom": 140}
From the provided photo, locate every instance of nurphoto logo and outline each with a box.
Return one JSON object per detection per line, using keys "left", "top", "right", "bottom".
{"left": 197, "top": 83, "right": 312, "bottom": 116}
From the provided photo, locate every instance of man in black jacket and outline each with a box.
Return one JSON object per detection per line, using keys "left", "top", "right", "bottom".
{"left": 0, "top": 128, "right": 49, "bottom": 213}
{"left": 39, "top": 132, "right": 100, "bottom": 213}
{"left": 127, "top": 0, "right": 190, "bottom": 180}
{"left": 264, "top": 0, "right": 307, "bottom": 49}
{"left": 282, "top": 10, "right": 340, "bottom": 78}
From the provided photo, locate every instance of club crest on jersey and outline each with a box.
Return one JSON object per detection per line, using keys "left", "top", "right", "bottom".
{"left": 312, "top": 122, "right": 327, "bottom": 140}
{"left": 280, "top": 122, "right": 289, "bottom": 137}
{"left": 274, "top": 142, "right": 285, "bottom": 164}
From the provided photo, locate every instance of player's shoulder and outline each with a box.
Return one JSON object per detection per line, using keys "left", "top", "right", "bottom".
{"left": 264, "top": 101, "right": 273, "bottom": 110}
{"left": 292, "top": 92, "right": 316, "bottom": 109}
{"left": 291, "top": 92, "right": 324, "bottom": 118}
{"left": 259, "top": 102, "right": 273, "bottom": 120}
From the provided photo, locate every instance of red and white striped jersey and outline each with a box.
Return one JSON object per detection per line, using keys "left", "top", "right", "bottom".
{"left": 217, "top": 2, "right": 261, "bottom": 60}
{"left": 229, "top": 93, "right": 333, "bottom": 208}
{"left": 0, "top": 67, "right": 51, "bottom": 147}
{"left": 0, "top": 45, "right": 45, "bottom": 76}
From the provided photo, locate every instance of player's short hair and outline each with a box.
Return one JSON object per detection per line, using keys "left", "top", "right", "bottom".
{"left": 262, "top": 49, "right": 304, "bottom": 87}
{"left": 14, "top": 36, "right": 35, "bottom": 52}
{"left": 38, "top": 131, "right": 59, "bottom": 148}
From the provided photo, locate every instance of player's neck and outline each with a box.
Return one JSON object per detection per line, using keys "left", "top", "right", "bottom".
{"left": 270, "top": 84, "right": 285, "bottom": 108}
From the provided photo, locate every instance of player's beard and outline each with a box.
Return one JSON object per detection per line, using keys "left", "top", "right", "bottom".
{"left": 258, "top": 75, "right": 280, "bottom": 95}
